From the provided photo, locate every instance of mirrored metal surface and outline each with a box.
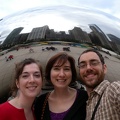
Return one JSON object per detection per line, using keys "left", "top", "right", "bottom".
{"left": 0, "top": 5, "right": 120, "bottom": 103}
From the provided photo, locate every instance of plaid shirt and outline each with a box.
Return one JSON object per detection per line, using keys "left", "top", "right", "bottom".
{"left": 86, "top": 80, "right": 120, "bottom": 120}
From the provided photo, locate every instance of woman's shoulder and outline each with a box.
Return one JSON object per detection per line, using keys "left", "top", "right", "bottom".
{"left": 76, "top": 89, "right": 88, "bottom": 100}
{"left": 0, "top": 101, "right": 9, "bottom": 109}
{"left": 34, "top": 92, "right": 50, "bottom": 104}
{"left": 38, "top": 92, "right": 48, "bottom": 98}
{"left": 34, "top": 92, "right": 50, "bottom": 115}
{"left": 0, "top": 101, "right": 13, "bottom": 115}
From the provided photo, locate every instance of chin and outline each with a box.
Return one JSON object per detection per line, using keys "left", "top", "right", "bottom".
{"left": 28, "top": 93, "right": 39, "bottom": 98}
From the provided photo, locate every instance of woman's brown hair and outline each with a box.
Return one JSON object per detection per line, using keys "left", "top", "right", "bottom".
{"left": 10, "top": 58, "right": 43, "bottom": 97}
{"left": 45, "top": 52, "right": 77, "bottom": 85}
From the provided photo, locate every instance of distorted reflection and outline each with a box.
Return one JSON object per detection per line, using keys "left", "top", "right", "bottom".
{"left": 0, "top": 5, "right": 120, "bottom": 103}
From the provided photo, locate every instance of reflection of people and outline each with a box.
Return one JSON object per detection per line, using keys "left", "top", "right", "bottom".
{"left": 78, "top": 49, "right": 120, "bottom": 120}
{"left": 0, "top": 58, "right": 43, "bottom": 120}
{"left": 5, "top": 56, "right": 8, "bottom": 61}
{"left": 29, "top": 48, "right": 34, "bottom": 53}
{"left": 9, "top": 55, "right": 14, "bottom": 60}
{"left": 34, "top": 52, "right": 88, "bottom": 120}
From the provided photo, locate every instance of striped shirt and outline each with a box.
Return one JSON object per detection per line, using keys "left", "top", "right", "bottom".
{"left": 86, "top": 80, "right": 120, "bottom": 120}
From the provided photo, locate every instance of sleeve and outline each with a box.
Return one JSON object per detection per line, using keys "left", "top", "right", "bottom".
{"left": 108, "top": 81, "right": 120, "bottom": 114}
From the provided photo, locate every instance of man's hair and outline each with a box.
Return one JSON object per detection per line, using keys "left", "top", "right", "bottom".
{"left": 78, "top": 49, "right": 105, "bottom": 65}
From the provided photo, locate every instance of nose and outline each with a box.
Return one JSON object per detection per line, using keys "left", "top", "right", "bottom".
{"left": 59, "top": 69, "right": 65, "bottom": 77}
{"left": 86, "top": 63, "right": 92, "bottom": 69}
{"left": 29, "top": 75, "right": 35, "bottom": 82}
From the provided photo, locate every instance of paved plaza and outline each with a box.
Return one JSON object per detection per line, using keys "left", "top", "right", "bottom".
{"left": 0, "top": 44, "right": 120, "bottom": 102}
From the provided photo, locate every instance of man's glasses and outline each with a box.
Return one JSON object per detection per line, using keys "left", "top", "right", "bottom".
{"left": 78, "top": 60, "right": 101, "bottom": 69}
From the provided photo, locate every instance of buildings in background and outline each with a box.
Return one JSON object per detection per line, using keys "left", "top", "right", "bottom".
{"left": 1, "top": 24, "right": 120, "bottom": 54}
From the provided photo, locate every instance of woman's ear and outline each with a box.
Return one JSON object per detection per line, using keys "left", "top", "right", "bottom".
{"left": 16, "top": 80, "right": 19, "bottom": 88}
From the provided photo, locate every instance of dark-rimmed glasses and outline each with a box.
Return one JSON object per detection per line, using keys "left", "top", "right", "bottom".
{"left": 78, "top": 60, "right": 101, "bottom": 69}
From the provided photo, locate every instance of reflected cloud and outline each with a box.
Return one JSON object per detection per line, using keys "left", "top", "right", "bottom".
{"left": 0, "top": 5, "right": 120, "bottom": 52}
{"left": 0, "top": 6, "right": 120, "bottom": 35}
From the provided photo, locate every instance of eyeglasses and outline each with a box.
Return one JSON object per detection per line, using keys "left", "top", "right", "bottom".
{"left": 78, "top": 60, "right": 101, "bottom": 69}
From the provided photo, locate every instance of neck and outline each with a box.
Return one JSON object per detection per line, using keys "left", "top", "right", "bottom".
{"left": 11, "top": 96, "right": 34, "bottom": 110}
{"left": 52, "top": 87, "right": 75, "bottom": 98}
{"left": 9, "top": 96, "right": 35, "bottom": 120}
{"left": 86, "top": 87, "right": 94, "bottom": 97}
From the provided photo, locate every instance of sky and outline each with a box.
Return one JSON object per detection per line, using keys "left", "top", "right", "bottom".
{"left": 0, "top": 0, "right": 120, "bottom": 43}
{"left": 0, "top": 0, "right": 120, "bottom": 19}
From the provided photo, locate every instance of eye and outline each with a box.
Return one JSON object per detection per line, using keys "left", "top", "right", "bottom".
{"left": 91, "top": 60, "right": 100, "bottom": 66}
{"left": 79, "top": 63, "right": 86, "bottom": 68}
{"left": 53, "top": 67, "right": 60, "bottom": 70}
{"left": 92, "top": 61, "right": 97, "bottom": 65}
{"left": 64, "top": 67, "right": 71, "bottom": 71}
{"left": 21, "top": 74, "right": 29, "bottom": 78}
{"left": 34, "top": 74, "right": 41, "bottom": 78}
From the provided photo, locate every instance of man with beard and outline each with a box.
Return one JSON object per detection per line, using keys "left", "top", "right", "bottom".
{"left": 78, "top": 49, "right": 120, "bottom": 120}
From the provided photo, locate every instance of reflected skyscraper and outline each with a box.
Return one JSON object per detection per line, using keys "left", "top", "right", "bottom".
{"left": 27, "top": 25, "right": 49, "bottom": 41}
{"left": 69, "top": 27, "right": 92, "bottom": 43}
{"left": 2, "top": 27, "right": 24, "bottom": 47}
{"left": 89, "top": 24, "right": 113, "bottom": 50}
{"left": 107, "top": 34, "right": 120, "bottom": 53}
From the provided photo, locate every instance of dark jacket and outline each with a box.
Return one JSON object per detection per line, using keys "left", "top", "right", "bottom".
{"left": 34, "top": 89, "right": 88, "bottom": 120}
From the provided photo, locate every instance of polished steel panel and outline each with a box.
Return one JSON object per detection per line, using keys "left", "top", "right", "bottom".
{"left": 0, "top": 5, "right": 120, "bottom": 103}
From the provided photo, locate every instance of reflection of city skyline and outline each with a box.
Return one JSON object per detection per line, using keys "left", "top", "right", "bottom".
{"left": 1, "top": 24, "right": 120, "bottom": 54}
{"left": 0, "top": 5, "right": 120, "bottom": 39}
{"left": 0, "top": 5, "right": 120, "bottom": 54}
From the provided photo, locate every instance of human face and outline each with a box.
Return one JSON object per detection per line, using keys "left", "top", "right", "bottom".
{"left": 16, "top": 63, "right": 42, "bottom": 98}
{"left": 78, "top": 52, "right": 107, "bottom": 90}
{"left": 50, "top": 60, "right": 72, "bottom": 88}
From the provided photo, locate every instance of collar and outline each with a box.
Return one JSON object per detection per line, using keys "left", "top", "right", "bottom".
{"left": 90, "top": 80, "right": 110, "bottom": 97}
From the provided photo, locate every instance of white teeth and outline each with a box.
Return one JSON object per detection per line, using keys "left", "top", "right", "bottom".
{"left": 88, "top": 74, "right": 94, "bottom": 76}
{"left": 87, "top": 74, "right": 95, "bottom": 78}
{"left": 27, "top": 86, "right": 36, "bottom": 90}
{"left": 57, "top": 80, "right": 65, "bottom": 82}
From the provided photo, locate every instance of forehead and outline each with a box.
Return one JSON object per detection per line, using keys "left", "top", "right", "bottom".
{"left": 22, "top": 63, "right": 40, "bottom": 72}
{"left": 80, "top": 52, "right": 100, "bottom": 62}
{"left": 54, "top": 60, "right": 70, "bottom": 66}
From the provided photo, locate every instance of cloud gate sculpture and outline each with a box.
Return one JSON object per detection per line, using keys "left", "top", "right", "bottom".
{"left": 0, "top": 5, "right": 120, "bottom": 103}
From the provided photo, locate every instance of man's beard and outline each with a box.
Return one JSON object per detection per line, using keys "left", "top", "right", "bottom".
{"left": 79, "top": 70, "right": 105, "bottom": 89}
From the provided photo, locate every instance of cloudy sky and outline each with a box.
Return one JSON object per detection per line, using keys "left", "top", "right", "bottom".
{"left": 0, "top": 0, "right": 120, "bottom": 42}
{"left": 0, "top": 0, "right": 120, "bottom": 19}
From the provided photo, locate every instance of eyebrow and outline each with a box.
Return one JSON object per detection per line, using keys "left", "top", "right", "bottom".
{"left": 22, "top": 71, "right": 40, "bottom": 74}
{"left": 79, "top": 59, "right": 99, "bottom": 63}
{"left": 53, "top": 65, "right": 71, "bottom": 67}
